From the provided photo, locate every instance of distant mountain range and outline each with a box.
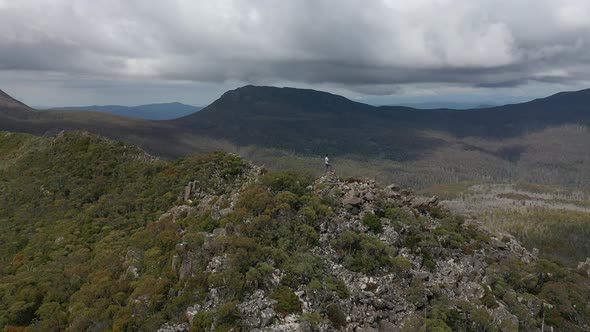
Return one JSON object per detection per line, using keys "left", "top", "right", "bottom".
{"left": 394, "top": 101, "right": 497, "bottom": 110}
{"left": 46, "top": 102, "right": 202, "bottom": 120}
{"left": 2, "top": 85, "right": 590, "bottom": 187}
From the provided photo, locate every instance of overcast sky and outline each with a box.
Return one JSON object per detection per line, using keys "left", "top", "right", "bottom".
{"left": 1, "top": 0, "right": 590, "bottom": 107}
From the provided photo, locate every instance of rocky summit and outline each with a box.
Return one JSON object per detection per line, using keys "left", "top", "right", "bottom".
{"left": 155, "top": 170, "right": 589, "bottom": 331}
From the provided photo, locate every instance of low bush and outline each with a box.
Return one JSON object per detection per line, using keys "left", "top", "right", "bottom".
{"left": 261, "top": 169, "right": 314, "bottom": 196}
{"left": 362, "top": 213, "right": 383, "bottom": 233}
{"left": 326, "top": 277, "right": 350, "bottom": 299}
{"left": 271, "top": 286, "right": 302, "bottom": 314}
{"left": 326, "top": 303, "right": 347, "bottom": 327}
{"left": 331, "top": 231, "right": 395, "bottom": 274}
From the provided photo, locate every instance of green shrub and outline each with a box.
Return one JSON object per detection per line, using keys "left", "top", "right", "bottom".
{"left": 189, "top": 301, "right": 239, "bottom": 332}
{"left": 245, "top": 262, "right": 274, "bottom": 290}
{"left": 281, "top": 253, "right": 325, "bottom": 287}
{"left": 180, "top": 213, "right": 220, "bottom": 233}
{"left": 424, "top": 319, "right": 453, "bottom": 332}
{"left": 480, "top": 285, "right": 498, "bottom": 309}
{"left": 190, "top": 311, "right": 214, "bottom": 332}
{"left": 299, "top": 195, "right": 333, "bottom": 222}
{"left": 237, "top": 185, "right": 275, "bottom": 215}
{"left": 429, "top": 206, "right": 450, "bottom": 219}
{"left": 326, "top": 303, "right": 347, "bottom": 327}
{"left": 261, "top": 169, "right": 314, "bottom": 196}
{"left": 362, "top": 213, "right": 383, "bottom": 233}
{"left": 384, "top": 207, "right": 407, "bottom": 221}
{"left": 326, "top": 277, "right": 350, "bottom": 299}
{"left": 271, "top": 286, "right": 302, "bottom": 314}
{"left": 331, "top": 231, "right": 395, "bottom": 274}
{"left": 407, "top": 278, "right": 426, "bottom": 308}
{"left": 212, "top": 236, "right": 270, "bottom": 274}
{"left": 276, "top": 191, "right": 300, "bottom": 209}
{"left": 391, "top": 255, "right": 412, "bottom": 273}
{"left": 301, "top": 311, "right": 324, "bottom": 328}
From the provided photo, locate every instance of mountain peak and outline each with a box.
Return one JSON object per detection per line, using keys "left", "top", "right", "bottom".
{"left": 0, "top": 89, "right": 27, "bottom": 105}
{"left": 229, "top": 84, "right": 353, "bottom": 101}
{"left": 200, "top": 85, "right": 367, "bottom": 117}
{"left": 0, "top": 89, "right": 35, "bottom": 119}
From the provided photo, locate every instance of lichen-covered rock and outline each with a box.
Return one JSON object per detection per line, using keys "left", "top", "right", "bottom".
{"left": 237, "top": 290, "right": 277, "bottom": 329}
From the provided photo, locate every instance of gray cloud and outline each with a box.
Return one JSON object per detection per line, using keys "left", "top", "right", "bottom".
{"left": 1, "top": 0, "right": 590, "bottom": 105}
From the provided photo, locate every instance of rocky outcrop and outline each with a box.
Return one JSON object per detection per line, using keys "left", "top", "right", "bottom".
{"left": 156, "top": 172, "right": 580, "bottom": 332}
{"left": 175, "top": 162, "right": 264, "bottom": 220}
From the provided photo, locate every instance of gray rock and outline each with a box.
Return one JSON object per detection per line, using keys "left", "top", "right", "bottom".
{"left": 386, "top": 184, "right": 401, "bottom": 192}
{"left": 380, "top": 227, "right": 400, "bottom": 246}
{"left": 212, "top": 227, "right": 226, "bottom": 237}
{"left": 343, "top": 195, "right": 363, "bottom": 207}
{"left": 372, "top": 298, "right": 395, "bottom": 310}
{"left": 179, "top": 251, "right": 194, "bottom": 279}
{"left": 185, "top": 304, "right": 201, "bottom": 323}
{"left": 378, "top": 320, "right": 398, "bottom": 332}
{"left": 219, "top": 207, "right": 233, "bottom": 217}
{"left": 411, "top": 196, "right": 439, "bottom": 212}
{"left": 206, "top": 254, "right": 227, "bottom": 273}
{"left": 157, "top": 323, "right": 189, "bottom": 332}
{"left": 237, "top": 290, "right": 277, "bottom": 329}
{"left": 578, "top": 258, "right": 590, "bottom": 277}
{"left": 491, "top": 305, "right": 519, "bottom": 332}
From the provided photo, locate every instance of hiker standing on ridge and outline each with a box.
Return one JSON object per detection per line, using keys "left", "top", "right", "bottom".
{"left": 324, "top": 154, "right": 332, "bottom": 172}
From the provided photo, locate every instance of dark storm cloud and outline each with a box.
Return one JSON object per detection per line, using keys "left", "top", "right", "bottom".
{"left": 1, "top": 0, "right": 590, "bottom": 103}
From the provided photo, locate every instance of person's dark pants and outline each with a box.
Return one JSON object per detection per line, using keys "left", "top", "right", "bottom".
{"left": 325, "top": 164, "right": 330, "bottom": 171}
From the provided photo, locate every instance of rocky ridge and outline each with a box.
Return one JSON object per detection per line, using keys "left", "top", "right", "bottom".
{"left": 2, "top": 132, "right": 588, "bottom": 331}
{"left": 154, "top": 170, "right": 588, "bottom": 332}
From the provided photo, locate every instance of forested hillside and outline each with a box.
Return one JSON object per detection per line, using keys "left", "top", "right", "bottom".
{"left": 1, "top": 131, "right": 590, "bottom": 331}
{"left": 0, "top": 131, "right": 250, "bottom": 330}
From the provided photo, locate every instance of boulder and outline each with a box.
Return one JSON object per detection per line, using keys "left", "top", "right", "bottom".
{"left": 491, "top": 305, "right": 519, "bottom": 332}
{"left": 411, "top": 196, "right": 439, "bottom": 211}
{"left": 364, "top": 192, "right": 376, "bottom": 202}
{"left": 343, "top": 195, "right": 363, "bottom": 207}
{"left": 238, "top": 290, "right": 277, "bottom": 329}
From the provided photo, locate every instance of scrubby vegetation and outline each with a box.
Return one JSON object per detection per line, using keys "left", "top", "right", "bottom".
{"left": 425, "top": 181, "right": 590, "bottom": 266}
{"left": 1, "top": 131, "right": 590, "bottom": 331}
{"left": 481, "top": 208, "right": 590, "bottom": 265}
{"left": 0, "top": 133, "right": 342, "bottom": 330}
{"left": 0, "top": 132, "right": 251, "bottom": 330}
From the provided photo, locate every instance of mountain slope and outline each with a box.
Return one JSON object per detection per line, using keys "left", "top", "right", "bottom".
{"left": 1, "top": 131, "right": 589, "bottom": 331}
{"left": 173, "top": 85, "right": 445, "bottom": 160}
{"left": 50, "top": 102, "right": 202, "bottom": 120}
{"left": 173, "top": 85, "right": 590, "bottom": 160}
{"left": 0, "top": 89, "right": 37, "bottom": 120}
